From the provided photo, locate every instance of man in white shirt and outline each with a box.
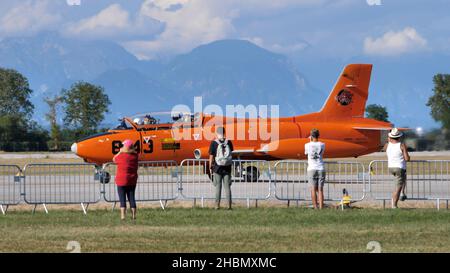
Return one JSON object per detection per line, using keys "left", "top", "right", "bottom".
{"left": 383, "top": 128, "right": 410, "bottom": 209}
{"left": 304, "top": 129, "right": 326, "bottom": 209}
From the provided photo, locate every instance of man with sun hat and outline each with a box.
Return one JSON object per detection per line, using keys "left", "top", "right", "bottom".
{"left": 384, "top": 128, "right": 411, "bottom": 209}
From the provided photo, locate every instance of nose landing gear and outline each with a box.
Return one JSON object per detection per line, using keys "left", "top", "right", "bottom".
{"left": 100, "top": 172, "right": 111, "bottom": 184}
{"left": 95, "top": 166, "right": 111, "bottom": 184}
{"left": 234, "top": 164, "right": 260, "bottom": 182}
{"left": 204, "top": 161, "right": 261, "bottom": 182}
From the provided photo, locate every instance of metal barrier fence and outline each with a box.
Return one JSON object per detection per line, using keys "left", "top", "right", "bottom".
{"left": 368, "top": 160, "right": 450, "bottom": 207}
{"left": 273, "top": 160, "right": 366, "bottom": 202}
{"left": 179, "top": 159, "right": 271, "bottom": 205}
{"left": 0, "top": 159, "right": 448, "bottom": 213}
{"left": 23, "top": 163, "right": 101, "bottom": 214}
{"left": 102, "top": 161, "right": 179, "bottom": 209}
{"left": 0, "top": 165, "right": 22, "bottom": 214}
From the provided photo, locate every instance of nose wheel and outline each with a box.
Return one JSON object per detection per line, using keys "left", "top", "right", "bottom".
{"left": 96, "top": 167, "right": 111, "bottom": 184}
{"left": 101, "top": 172, "right": 111, "bottom": 184}
{"left": 206, "top": 163, "right": 261, "bottom": 182}
{"left": 244, "top": 166, "right": 260, "bottom": 182}
{"left": 234, "top": 164, "right": 260, "bottom": 182}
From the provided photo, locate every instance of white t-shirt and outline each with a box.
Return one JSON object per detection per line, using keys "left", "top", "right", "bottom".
{"left": 386, "top": 142, "right": 406, "bottom": 169}
{"left": 304, "top": 141, "right": 325, "bottom": 171}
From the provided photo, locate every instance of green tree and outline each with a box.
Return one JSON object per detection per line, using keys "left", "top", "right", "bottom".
{"left": 0, "top": 115, "right": 27, "bottom": 150}
{"left": 0, "top": 68, "right": 49, "bottom": 151}
{"left": 62, "top": 82, "right": 111, "bottom": 136}
{"left": 365, "top": 104, "right": 389, "bottom": 122}
{"left": 427, "top": 74, "right": 450, "bottom": 130}
{"left": 26, "top": 120, "right": 50, "bottom": 151}
{"left": 0, "top": 68, "right": 34, "bottom": 119}
{"left": 44, "top": 95, "right": 63, "bottom": 150}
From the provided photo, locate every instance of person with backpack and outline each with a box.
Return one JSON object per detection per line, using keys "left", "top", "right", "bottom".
{"left": 304, "top": 128, "right": 326, "bottom": 209}
{"left": 209, "top": 126, "right": 234, "bottom": 210}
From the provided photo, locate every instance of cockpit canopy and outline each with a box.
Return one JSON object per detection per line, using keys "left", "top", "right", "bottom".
{"left": 113, "top": 112, "right": 202, "bottom": 130}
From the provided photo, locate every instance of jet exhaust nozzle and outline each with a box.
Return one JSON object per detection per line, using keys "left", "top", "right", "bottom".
{"left": 194, "top": 149, "right": 202, "bottom": 159}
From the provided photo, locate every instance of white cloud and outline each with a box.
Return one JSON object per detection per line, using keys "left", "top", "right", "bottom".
{"left": 69, "top": 4, "right": 129, "bottom": 33}
{"left": 65, "top": 4, "right": 161, "bottom": 40}
{"left": 0, "top": 0, "right": 361, "bottom": 60}
{"left": 124, "top": 0, "right": 328, "bottom": 59}
{"left": 0, "top": 0, "right": 61, "bottom": 37}
{"left": 126, "top": 0, "right": 235, "bottom": 59}
{"left": 364, "top": 27, "right": 427, "bottom": 56}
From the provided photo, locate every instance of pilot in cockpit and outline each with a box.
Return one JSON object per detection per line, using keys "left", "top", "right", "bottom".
{"left": 133, "top": 118, "right": 143, "bottom": 125}
{"left": 143, "top": 115, "right": 157, "bottom": 125}
{"left": 172, "top": 113, "right": 182, "bottom": 122}
{"left": 117, "top": 118, "right": 131, "bottom": 129}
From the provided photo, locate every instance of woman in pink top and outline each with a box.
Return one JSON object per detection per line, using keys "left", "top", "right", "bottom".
{"left": 113, "top": 139, "right": 139, "bottom": 220}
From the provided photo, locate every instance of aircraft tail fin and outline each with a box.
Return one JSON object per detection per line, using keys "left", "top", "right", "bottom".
{"left": 317, "top": 64, "right": 372, "bottom": 120}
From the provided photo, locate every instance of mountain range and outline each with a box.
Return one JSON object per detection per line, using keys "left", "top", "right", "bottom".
{"left": 0, "top": 32, "right": 442, "bottom": 129}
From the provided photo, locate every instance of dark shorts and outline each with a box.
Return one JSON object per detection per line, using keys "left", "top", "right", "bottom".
{"left": 117, "top": 185, "right": 137, "bottom": 208}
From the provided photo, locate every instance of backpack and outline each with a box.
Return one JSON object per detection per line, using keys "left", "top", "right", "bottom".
{"left": 215, "top": 139, "right": 232, "bottom": 166}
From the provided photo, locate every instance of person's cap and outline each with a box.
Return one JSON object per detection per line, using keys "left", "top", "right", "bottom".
{"left": 310, "top": 128, "right": 320, "bottom": 138}
{"left": 122, "top": 139, "right": 134, "bottom": 149}
{"left": 388, "top": 128, "right": 403, "bottom": 138}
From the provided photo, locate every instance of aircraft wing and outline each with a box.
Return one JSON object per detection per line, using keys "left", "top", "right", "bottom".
{"left": 194, "top": 146, "right": 257, "bottom": 159}
{"left": 353, "top": 127, "right": 392, "bottom": 131}
{"left": 353, "top": 127, "right": 410, "bottom": 131}
{"left": 232, "top": 148, "right": 255, "bottom": 154}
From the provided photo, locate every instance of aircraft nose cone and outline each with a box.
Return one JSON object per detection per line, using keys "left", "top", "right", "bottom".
{"left": 71, "top": 143, "right": 77, "bottom": 154}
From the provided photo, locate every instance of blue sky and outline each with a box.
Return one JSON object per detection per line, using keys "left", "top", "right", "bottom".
{"left": 0, "top": 0, "right": 449, "bottom": 129}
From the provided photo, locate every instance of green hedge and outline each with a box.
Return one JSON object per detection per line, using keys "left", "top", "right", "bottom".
{"left": 46, "top": 141, "right": 74, "bottom": 152}
{"left": 0, "top": 141, "right": 74, "bottom": 152}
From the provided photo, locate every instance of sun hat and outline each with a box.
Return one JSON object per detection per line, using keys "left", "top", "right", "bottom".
{"left": 388, "top": 128, "right": 403, "bottom": 138}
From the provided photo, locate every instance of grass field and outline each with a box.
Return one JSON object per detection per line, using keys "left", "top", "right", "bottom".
{"left": 1, "top": 207, "right": 450, "bottom": 253}
{"left": 1, "top": 152, "right": 449, "bottom": 253}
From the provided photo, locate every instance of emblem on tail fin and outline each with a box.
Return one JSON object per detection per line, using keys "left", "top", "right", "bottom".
{"left": 336, "top": 89, "right": 353, "bottom": 106}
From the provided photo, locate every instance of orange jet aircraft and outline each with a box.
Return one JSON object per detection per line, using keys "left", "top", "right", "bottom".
{"left": 71, "top": 64, "right": 395, "bottom": 169}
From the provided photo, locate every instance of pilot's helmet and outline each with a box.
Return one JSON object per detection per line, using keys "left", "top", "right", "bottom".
{"left": 133, "top": 118, "right": 141, "bottom": 124}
